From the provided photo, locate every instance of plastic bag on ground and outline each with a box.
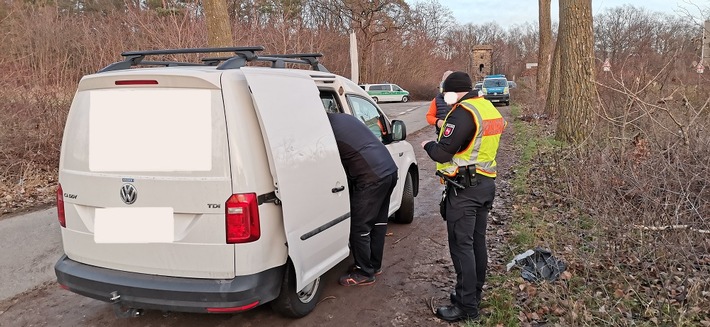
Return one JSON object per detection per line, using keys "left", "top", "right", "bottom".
{"left": 506, "top": 247, "right": 567, "bottom": 282}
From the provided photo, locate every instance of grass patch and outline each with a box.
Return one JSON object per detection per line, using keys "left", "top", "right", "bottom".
{"left": 471, "top": 276, "right": 519, "bottom": 327}
{"left": 474, "top": 105, "right": 540, "bottom": 325}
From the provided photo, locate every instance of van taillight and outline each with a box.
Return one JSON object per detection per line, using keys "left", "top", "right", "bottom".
{"left": 57, "top": 184, "right": 66, "bottom": 228}
{"left": 114, "top": 80, "right": 159, "bottom": 85}
{"left": 225, "top": 193, "right": 260, "bottom": 243}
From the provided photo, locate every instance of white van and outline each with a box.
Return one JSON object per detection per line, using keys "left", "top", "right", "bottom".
{"left": 54, "top": 47, "right": 419, "bottom": 318}
{"left": 359, "top": 83, "right": 410, "bottom": 103}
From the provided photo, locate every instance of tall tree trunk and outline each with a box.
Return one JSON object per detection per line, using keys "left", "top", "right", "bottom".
{"left": 203, "top": 0, "right": 233, "bottom": 48}
{"left": 544, "top": 38, "right": 561, "bottom": 117}
{"left": 536, "top": 0, "right": 552, "bottom": 95}
{"left": 556, "top": 0, "right": 596, "bottom": 144}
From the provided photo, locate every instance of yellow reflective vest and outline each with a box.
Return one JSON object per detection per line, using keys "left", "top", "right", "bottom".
{"left": 436, "top": 97, "right": 506, "bottom": 178}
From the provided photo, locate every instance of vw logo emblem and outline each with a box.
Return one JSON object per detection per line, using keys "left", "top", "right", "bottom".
{"left": 120, "top": 184, "right": 137, "bottom": 205}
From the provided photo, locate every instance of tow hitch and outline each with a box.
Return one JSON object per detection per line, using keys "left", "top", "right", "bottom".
{"left": 110, "top": 291, "right": 143, "bottom": 318}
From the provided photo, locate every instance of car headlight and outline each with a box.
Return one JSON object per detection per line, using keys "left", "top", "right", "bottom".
{"left": 504, "top": 87, "right": 509, "bottom": 94}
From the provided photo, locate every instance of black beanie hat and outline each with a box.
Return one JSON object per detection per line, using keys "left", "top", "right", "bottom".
{"left": 442, "top": 71, "right": 473, "bottom": 93}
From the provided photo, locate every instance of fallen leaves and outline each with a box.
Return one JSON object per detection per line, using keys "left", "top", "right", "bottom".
{"left": 0, "top": 176, "right": 56, "bottom": 217}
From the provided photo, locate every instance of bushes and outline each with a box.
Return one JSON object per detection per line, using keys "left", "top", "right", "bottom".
{"left": 507, "top": 55, "right": 709, "bottom": 325}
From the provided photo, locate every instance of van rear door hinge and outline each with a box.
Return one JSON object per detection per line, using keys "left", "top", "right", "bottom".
{"left": 258, "top": 191, "right": 280, "bottom": 205}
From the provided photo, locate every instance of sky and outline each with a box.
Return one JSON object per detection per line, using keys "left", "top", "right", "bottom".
{"left": 428, "top": 0, "right": 705, "bottom": 29}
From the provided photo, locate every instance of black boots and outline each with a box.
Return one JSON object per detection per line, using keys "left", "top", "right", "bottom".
{"left": 435, "top": 305, "right": 479, "bottom": 322}
{"left": 439, "top": 290, "right": 480, "bottom": 322}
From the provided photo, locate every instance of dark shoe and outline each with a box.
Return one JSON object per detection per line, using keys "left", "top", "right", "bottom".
{"left": 339, "top": 272, "right": 375, "bottom": 286}
{"left": 435, "top": 305, "right": 479, "bottom": 322}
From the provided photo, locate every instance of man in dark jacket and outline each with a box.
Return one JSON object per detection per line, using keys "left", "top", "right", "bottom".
{"left": 426, "top": 70, "right": 454, "bottom": 134}
{"left": 327, "top": 113, "right": 398, "bottom": 286}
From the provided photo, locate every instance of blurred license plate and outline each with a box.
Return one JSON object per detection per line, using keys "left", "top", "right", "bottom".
{"left": 94, "top": 207, "right": 174, "bottom": 243}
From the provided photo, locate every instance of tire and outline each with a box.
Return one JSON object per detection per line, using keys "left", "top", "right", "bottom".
{"left": 401, "top": 96, "right": 409, "bottom": 103}
{"left": 505, "top": 101, "right": 510, "bottom": 106}
{"left": 393, "top": 172, "right": 414, "bottom": 224}
{"left": 271, "top": 261, "right": 323, "bottom": 318}
{"left": 372, "top": 97, "right": 379, "bottom": 103}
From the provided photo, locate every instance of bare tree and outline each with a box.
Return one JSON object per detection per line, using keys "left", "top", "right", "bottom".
{"left": 544, "top": 31, "right": 561, "bottom": 117}
{"left": 204, "top": 0, "right": 233, "bottom": 48}
{"left": 408, "top": 0, "right": 454, "bottom": 45}
{"left": 313, "top": 0, "right": 408, "bottom": 83}
{"left": 536, "top": 0, "right": 552, "bottom": 95}
{"left": 503, "top": 22, "right": 538, "bottom": 77}
{"left": 556, "top": 0, "right": 597, "bottom": 144}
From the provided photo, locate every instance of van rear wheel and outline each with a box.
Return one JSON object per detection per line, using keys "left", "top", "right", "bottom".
{"left": 392, "top": 172, "right": 414, "bottom": 224}
{"left": 372, "top": 97, "right": 379, "bottom": 103}
{"left": 271, "top": 260, "right": 323, "bottom": 318}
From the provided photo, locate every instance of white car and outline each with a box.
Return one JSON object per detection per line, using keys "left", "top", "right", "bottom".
{"left": 54, "top": 47, "right": 419, "bottom": 318}
{"left": 358, "top": 83, "right": 410, "bottom": 103}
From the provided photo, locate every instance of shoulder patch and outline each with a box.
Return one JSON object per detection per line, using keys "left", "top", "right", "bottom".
{"left": 443, "top": 123, "right": 456, "bottom": 137}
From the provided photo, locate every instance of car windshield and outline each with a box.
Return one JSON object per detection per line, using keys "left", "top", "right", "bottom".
{"left": 484, "top": 78, "right": 507, "bottom": 87}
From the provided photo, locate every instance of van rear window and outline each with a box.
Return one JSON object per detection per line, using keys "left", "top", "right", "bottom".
{"left": 88, "top": 89, "right": 212, "bottom": 172}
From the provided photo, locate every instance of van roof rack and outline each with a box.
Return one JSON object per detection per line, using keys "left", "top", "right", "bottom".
{"left": 98, "top": 47, "right": 329, "bottom": 73}
{"left": 202, "top": 53, "right": 329, "bottom": 72}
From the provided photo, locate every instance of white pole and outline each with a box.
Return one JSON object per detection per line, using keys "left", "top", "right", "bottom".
{"left": 350, "top": 31, "right": 359, "bottom": 84}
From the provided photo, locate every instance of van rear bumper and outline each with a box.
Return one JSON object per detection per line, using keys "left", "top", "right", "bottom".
{"left": 54, "top": 255, "right": 284, "bottom": 313}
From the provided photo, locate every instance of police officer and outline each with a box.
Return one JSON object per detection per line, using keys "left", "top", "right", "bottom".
{"left": 425, "top": 70, "right": 454, "bottom": 135}
{"left": 421, "top": 71, "right": 506, "bottom": 322}
{"left": 327, "top": 113, "right": 398, "bottom": 286}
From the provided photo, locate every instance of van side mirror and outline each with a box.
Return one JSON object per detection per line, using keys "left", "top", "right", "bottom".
{"left": 391, "top": 120, "right": 407, "bottom": 141}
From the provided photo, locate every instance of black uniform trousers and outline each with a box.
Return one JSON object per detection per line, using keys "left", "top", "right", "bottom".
{"left": 445, "top": 174, "right": 495, "bottom": 314}
{"left": 349, "top": 172, "right": 398, "bottom": 277}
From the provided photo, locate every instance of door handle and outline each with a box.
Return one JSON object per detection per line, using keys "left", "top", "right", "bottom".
{"left": 399, "top": 152, "right": 403, "bottom": 157}
{"left": 332, "top": 186, "right": 345, "bottom": 193}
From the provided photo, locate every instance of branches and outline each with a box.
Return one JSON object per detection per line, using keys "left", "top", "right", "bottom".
{"left": 633, "top": 224, "right": 710, "bottom": 234}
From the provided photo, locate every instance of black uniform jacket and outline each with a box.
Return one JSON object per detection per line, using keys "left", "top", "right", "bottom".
{"left": 327, "top": 113, "right": 398, "bottom": 185}
{"left": 424, "top": 92, "right": 479, "bottom": 164}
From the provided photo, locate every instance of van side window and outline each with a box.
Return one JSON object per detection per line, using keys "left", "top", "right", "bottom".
{"left": 320, "top": 92, "right": 341, "bottom": 114}
{"left": 392, "top": 85, "right": 402, "bottom": 91}
{"left": 346, "top": 95, "right": 386, "bottom": 141}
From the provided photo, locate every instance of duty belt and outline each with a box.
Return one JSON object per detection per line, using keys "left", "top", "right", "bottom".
{"left": 454, "top": 165, "right": 478, "bottom": 188}
{"left": 436, "top": 171, "right": 465, "bottom": 189}
{"left": 436, "top": 165, "right": 478, "bottom": 189}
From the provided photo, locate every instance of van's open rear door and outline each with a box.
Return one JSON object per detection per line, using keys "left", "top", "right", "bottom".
{"left": 241, "top": 67, "right": 350, "bottom": 291}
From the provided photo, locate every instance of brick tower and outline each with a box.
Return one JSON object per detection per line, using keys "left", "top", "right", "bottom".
{"left": 471, "top": 45, "right": 493, "bottom": 82}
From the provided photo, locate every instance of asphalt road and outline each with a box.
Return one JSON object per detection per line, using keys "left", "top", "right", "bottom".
{"left": 0, "top": 100, "right": 431, "bottom": 302}
{"left": 379, "top": 100, "right": 431, "bottom": 135}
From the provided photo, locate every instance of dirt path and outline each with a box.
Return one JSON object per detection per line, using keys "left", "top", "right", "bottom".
{"left": 0, "top": 106, "right": 516, "bottom": 327}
